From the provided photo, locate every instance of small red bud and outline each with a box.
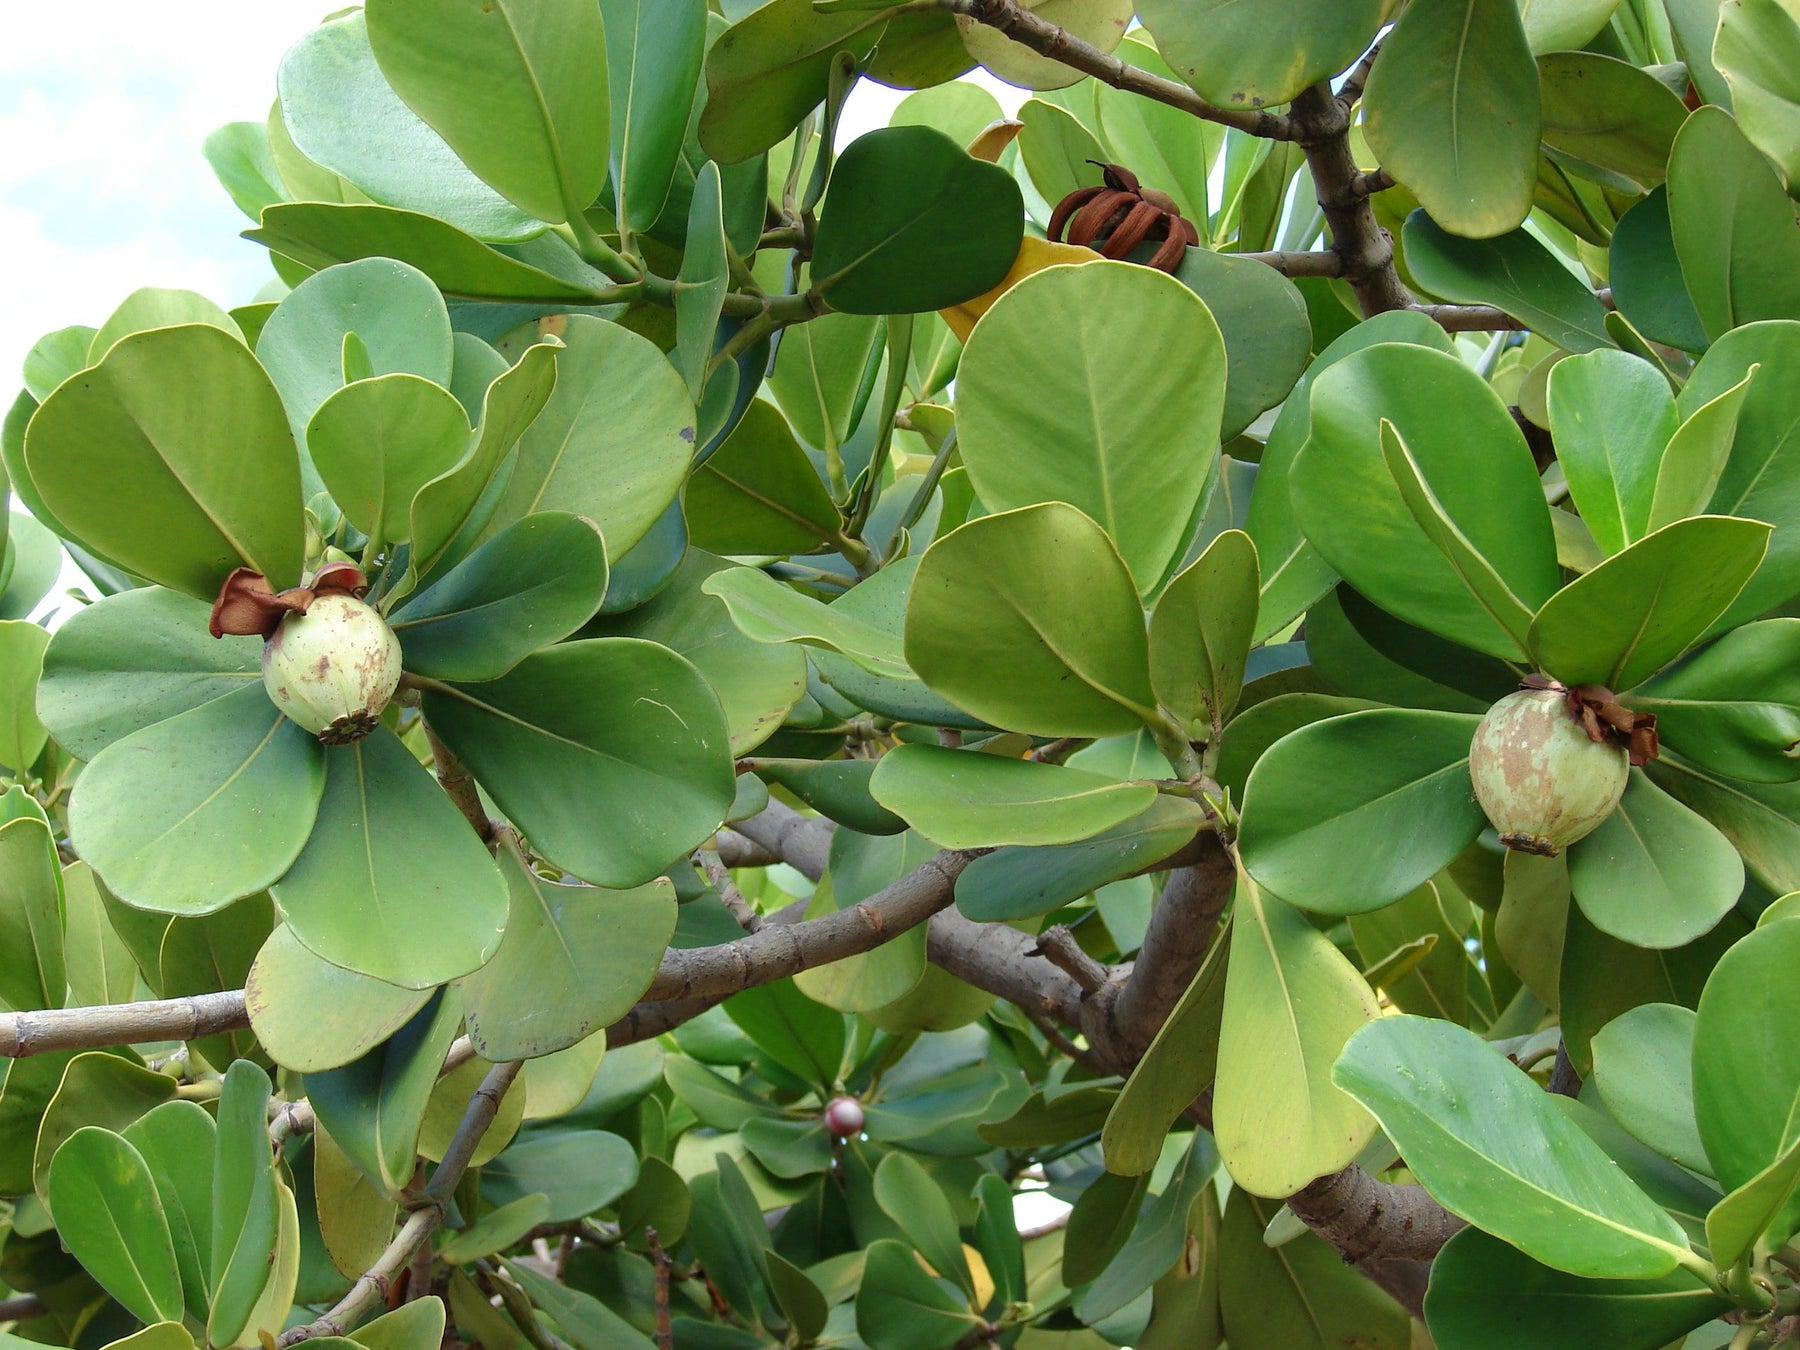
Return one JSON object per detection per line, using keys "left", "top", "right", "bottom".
{"left": 823, "top": 1096, "right": 865, "bottom": 1138}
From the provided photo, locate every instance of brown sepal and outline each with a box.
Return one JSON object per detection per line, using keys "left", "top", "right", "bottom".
{"left": 1046, "top": 161, "right": 1194, "bottom": 275}
{"left": 208, "top": 562, "right": 369, "bottom": 640}
{"left": 1522, "top": 674, "right": 1660, "bottom": 767}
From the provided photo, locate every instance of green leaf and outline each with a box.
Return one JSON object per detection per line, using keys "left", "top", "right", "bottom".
{"left": 1136, "top": 0, "right": 1384, "bottom": 109}
{"left": 23, "top": 324, "right": 98, "bottom": 400}
{"left": 1667, "top": 107, "right": 1800, "bottom": 342}
{"left": 1079, "top": 1134, "right": 1216, "bottom": 1323}
{"left": 123, "top": 1101, "right": 219, "bottom": 1323}
{"left": 1091, "top": 36, "right": 1218, "bottom": 229}
{"left": 1609, "top": 188, "right": 1709, "bottom": 354}
{"left": 586, "top": 549, "right": 806, "bottom": 758}
{"left": 1645, "top": 366, "right": 1756, "bottom": 534}
{"left": 0, "top": 511, "right": 67, "bottom": 622}
{"left": 47, "top": 1128, "right": 183, "bottom": 1325}
{"left": 810, "top": 126, "right": 1022, "bottom": 315}
{"left": 873, "top": 1152, "right": 972, "bottom": 1299}
{"left": 438, "top": 1194, "right": 553, "bottom": 1265}
{"left": 854, "top": 1238, "right": 977, "bottom": 1350}
{"left": 422, "top": 639, "right": 734, "bottom": 888}
{"left": 953, "top": 794, "right": 1205, "bottom": 923}
{"left": 365, "top": 0, "right": 608, "bottom": 224}
{"left": 70, "top": 684, "right": 325, "bottom": 915}
{"left": 684, "top": 399, "right": 844, "bottom": 555}
{"left": 306, "top": 989, "right": 463, "bottom": 1194}
{"left": 1150, "top": 530, "right": 1259, "bottom": 738}
{"left": 1590, "top": 1003, "right": 1710, "bottom": 1175}
{"left": 794, "top": 830, "right": 934, "bottom": 1012}
{"left": 1630, "top": 620, "right": 1800, "bottom": 783}
{"left": 482, "top": 316, "right": 694, "bottom": 561}
{"left": 89, "top": 289, "right": 242, "bottom": 365}
{"left": 245, "top": 925, "right": 432, "bottom": 1073}
{"left": 416, "top": 1056, "right": 525, "bottom": 1168}
{"left": 955, "top": 0, "right": 1134, "bottom": 91}
{"left": 503, "top": 1258, "right": 655, "bottom": 1350}
{"left": 1170, "top": 248, "right": 1313, "bottom": 441}
{"left": 461, "top": 849, "right": 675, "bottom": 1060}
{"left": 1423, "top": 1225, "right": 1726, "bottom": 1350}
{"left": 698, "top": 0, "right": 886, "bottom": 164}
{"left": 1016, "top": 98, "right": 1106, "bottom": 206}
{"left": 674, "top": 161, "right": 729, "bottom": 402}
{"left": 157, "top": 895, "right": 273, "bottom": 1069}
{"left": 764, "top": 1250, "right": 828, "bottom": 1343}
{"left": 1334, "top": 1015, "right": 1691, "bottom": 1278}
{"left": 271, "top": 725, "right": 507, "bottom": 987}
{"left": 1349, "top": 880, "right": 1475, "bottom": 1025}
{"left": 768, "top": 311, "right": 884, "bottom": 470}
{"left": 906, "top": 504, "right": 1158, "bottom": 737}
{"left": 1527, "top": 515, "right": 1770, "bottom": 690}
{"left": 600, "top": 0, "right": 706, "bottom": 232}
{"left": 1693, "top": 918, "right": 1800, "bottom": 1249}
{"left": 38, "top": 587, "right": 262, "bottom": 762}
{"left": 308, "top": 375, "right": 468, "bottom": 544}
{"left": 704, "top": 564, "right": 910, "bottom": 679}
{"left": 62, "top": 862, "right": 138, "bottom": 1010}
{"left": 957, "top": 261, "right": 1226, "bottom": 593}
{"left": 1707, "top": 1138, "right": 1800, "bottom": 1269}
{"left": 869, "top": 745, "right": 1155, "bottom": 849}
{"left": 277, "top": 13, "right": 540, "bottom": 240}
{"left": 482, "top": 1130, "right": 639, "bottom": 1221}
{"left": 747, "top": 759, "right": 905, "bottom": 834}
{"left": 32, "top": 1050, "right": 178, "bottom": 1200}
{"left": 247, "top": 204, "right": 612, "bottom": 304}
{"left": 392, "top": 512, "right": 608, "bottom": 682}
{"left": 351, "top": 1298, "right": 447, "bottom": 1350}
{"left": 0, "top": 814, "right": 63, "bottom": 1014}
{"left": 1238, "top": 708, "right": 1485, "bottom": 916}
{"left": 1546, "top": 348, "right": 1676, "bottom": 555}
{"left": 1538, "top": 50, "right": 1688, "bottom": 188}
{"left": 209, "top": 1061, "right": 280, "bottom": 1347}
{"left": 1103, "top": 916, "right": 1230, "bottom": 1175}
{"left": 1245, "top": 311, "right": 1455, "bottom": 642}
{"left": 1215, "top": 877, "right": 1379, "bottom": 1197}
{"left": 1715, "top": 0, "right": 1800, "bottom": 189}
{"left": 1566, "top": 769, "right": 1743, "bottom": 948}
{"left": 1403, "top": 214, "right": 1611, "bottom": 352}
{"left": 25, "top": 325, "right": 303, "bottom": 599}
{"left": 1363, "top": 0, "right": 1541, "bottom": 238}
{"left": 1297, "top": 342, "right": 1558, "bottom": 659}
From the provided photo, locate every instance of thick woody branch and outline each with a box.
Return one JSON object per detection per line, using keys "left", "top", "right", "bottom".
{"left": 1107, "top": 841, "right": 1235, "bottom": 1061}
{"left": 1240, "top": 249, "right": 1344, "bottom": 278}
{"left": 729, "top": 799, "right": 832, "bottom": 882}
{"left": 1290, "top": 84, "right": 1412, "bottom": 317}
{"left": 927, "top": 909, "right": 1088, "bottom": 1031}
{"left": 1286, "top": 1164, "right": 1467, "bottom": 1263}
{"left": 715, "top": 828, "right": 779, "bottom": 869}
{"left": 0, "top": 990, "right": 251, "bottom": 1058}
{"left": 942, "top": 0, "right": 1295, "bottom": 140}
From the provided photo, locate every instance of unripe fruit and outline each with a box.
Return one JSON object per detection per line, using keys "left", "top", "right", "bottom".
{"left": 1470, "top": 687, "right": 1628, "bottom": 856}
{"left": 823, "top": 1096, "right": 865, "bottom": 1138}
{"left": 262, "top": 593, "right": 402, "bottom": 744}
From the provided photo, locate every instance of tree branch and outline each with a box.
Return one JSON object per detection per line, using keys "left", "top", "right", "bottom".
{"left": 729, "top": 799, "right": 832, "bottom": 883}
{"left": 942, "top": 0, "right": 1295, "bottom": 140}
{"left": 426, "top": 725, "right": 494, "bottom": 844}
{"left": 0, "top": 990, "right": 251, "bottom": 1058}
{"left": 0, "top": 1294, "right": 47, "bottom": 1322}
{"left": 1105, "top": 841, "right": 1235, "bottom": 1061}
{"left": 1240, "top": 249, "right": 1344, "bottom": 278}
{"left": 1415, "top": 303, "right": 1529, "bottom": 332}
{"left": 1290, "top": 83, "right": 1411, "bottom": 316}
{"left": 927, "top": 909, "right": 1088, "bottom": 1031}
{"left": 1285, "top": 1164, "right": 1467, "bottom": 1263}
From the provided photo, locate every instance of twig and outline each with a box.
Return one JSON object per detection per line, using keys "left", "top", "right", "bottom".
{"left": 0, "top": 1294, "right": 47, "bottom": 1322}
{"left": 1338, "top": 38, "right": 1386, "bottom": 105}
{"left": 425, "top": 724, "right": 495, "bottom": 844}
{"left": 0, "top": 990, "right": 250, "bottom": 1058}
{"left": 645, "top": 1228, "right": 675, "bottom": 1350}
{"left": 698, "top": 850, "right": 763, "bottom": 934}
{"left": 1349, "top": 168, "right": 1395, "bottom": 197}
{"left": 1031, "top": 926, "right": 1112, "bottom": 995}
{"left": 1239, "top": 249, "right": 1345, "bottom": 278}
{"left": 942, "top": 0, "right": 1295, "bottom": 140}
{"left": 714, "top": 828, "right": 779, "bottom": 869}
{"left": 730, "top": 799, "right": 834, "bottom": 882}
{"left": 1414, "top": 304, "right": 1529, "bottom": 332}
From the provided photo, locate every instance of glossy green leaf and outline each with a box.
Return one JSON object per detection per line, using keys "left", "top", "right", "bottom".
{"left": 869, "top": 744, "right": 1154, "bottom": 849}
{"left": 481, "top": 1130, "right": 639, "bottom": 1221}
{"left": 1297, "top": 342, "right": 1559, "bottom": 659}
{"left": 23, "top": 324, "right": 98, "bottom": 400}
{"left": 88, "top": 289, "right": 241, "bottom": 364}
{"left": 306, "top": 989, "right": 463, "bottom": 1194}
{"left": 1668, "top": 107, "right": 1800, "bottom": 342}
{"left": 1170, "top": 248, "right": 1312, "bottom": 441}
{"left": 1238, "top": 709, "right": 1485, "bottom": 916}
{"left": 0, "top": 511, "right": 66, "bottom": 622}
{"left": 0, "top": 814, "right": 62, "bottom": 1015}
{"left": 1090, "top": 36, "right": 1217, "bottom": 228}
{"left": 1136, "top": 0, "right": 1384, "bottom": 110}
{"left": 955, "top": 0, "right": 1134, "bottom": 91}
{"left": 1349, "top": 879, "right": 1475, "bottom": 1026}
{"left": 873, "top": 1152, "right": 972, "bottom": 1299}
{"left": 38, "top": 588, "right": 262, "bottom": 762}
{"left": 674, "top": 161, "right": 728, "bottom": 402}
{"left": 1609, "top": 188, "right": 1709, "bottom": 354}
{"left": 157, "top": 895, "right": 272, "bottom": 1069}
{"left": 1103, "top": 915, "right": 1230, "bottom": 1175}
{"left": 277, "top": 13, "right": 540, "bottom": 240}
{"left": 1563, "top": 767, "right": 1742, "bottom": 950}
{"left": 600, "top": 0, "right": 706, "bottom": 232}
{"left": 504, "top": 1258, "right": 654, "bottom": 1350}
{"left": 248, "top": 204, "right": 611, "bottom": 304}
{"left": 308, "top": 375, "right": 468, "bottom": 544}
{"left": 1363, "top": 0, "right": 1540, "bottom": 237}
{"left": 747, "top": 759, "right": 905, "bottom": 834}
{"left": 483, "top": 316, "right": 694, "bottom": 561}
{"left": 953, "top": 794, "right": 1204, "bottom": 923}
{"left": 272, "top": 726, "right": 505, "bottom": 987}
{"left": 365, "top": 0, "right": 607, "bottom": 224}
{"left": 704, "top": 564, "right": 910, "bottom": 679}
{"left": 1150, "top": 530, "right": 1259, "bottom": 738}
{"left": 392, "top": 512, "right": 608, "bottom": 682}
{"left": 61, "top": 862, "right": 138, "bottom": 1010}
{"left": 209, "top": 1061, "right": 280, "bottom": 1347}
{"left": 1245, "top": 311, "right": 1454, "bottom": 642}
{"left": 1546, "top": 348, "right": 1676, "bottom": 555}
{"left": 1334, "top": 1015, "right": 1691, "bottom": 1278}
{"left": 122, "top": 1101, "right": 219, "bottom": 1323}
{"left": 854, "top": 1238, "right": 977, "bottom": 1350}
{"left": 31, "top": 1050, "right": 178, "bottom": 1200}
{"left": 47, "top": 1128, "right": 183, "bottom": 1325}
{"left": 811, "top": 126, "right": 1021, "bottom": 315}
{"left": 1079, "top": 1133, "right": 1218, "bottom": 1324}
{"left": 423, "top": 639, "right": 734, "bottom": 887}
{"left": 1016, "top": 97, "right": 1106, "bottom": 205}
{"left": 25, "top": 325, "right": 303, "bottom": 598}
{"left": 1215, "top": 877, "right": 1379, "bottom": 1197}
{"left": 1631, "top": 621, "right": 1800, "bottom": 783}
{"left": 793, "top": 831, "right": 934, "bottom": 1012}
{"left": 1646, "top": 366, "right": 1755, "bottom": 534}
{"left": 1707, "top": 1137, "right": 1800, "bottom": 1269}
{"left": 1423, "top": 1225, "right": 1725, "bottom": 1350}
{"left": 245, "top": 926, "right": 431, "bottom": 1073}
{"left": 1590, "top": 1003, "right": 1709, "bottom": 1174}
{"left": 1538, "top": 50, "right": 1687, "bottom": 188}
{"left": 462, "top": 849, "right": 675, "bottom": 1060}
{"left": 685, "top": 399, "right": 843, "bottom": 555}
{"left": 1693, "top": 919, "right": 1800, "bottom": 1248}
{"left": 1716, "top": 0, "right": 1800, "bottom": 189}
{"left": 768, "top": 311, "right": 883, "bottom": 469}
{"left": 1403, "top": 214, "right": 1611, "bottom": 352}
{"left": 957, "top": 261, "right": 1226, "bottom": 592}
{"left": 1527, "top": 515, "right": 1769, "bottom": 690}
{"left": 70, "top": 684, "right": 325, "bottom": 915}
{"left": 906, "top": 504, "right": 1158, "bottom": 736}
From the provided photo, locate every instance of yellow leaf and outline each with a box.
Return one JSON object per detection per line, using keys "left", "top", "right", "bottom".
{"left": 939, "top": 238, "right": 1098, "bottom": 342}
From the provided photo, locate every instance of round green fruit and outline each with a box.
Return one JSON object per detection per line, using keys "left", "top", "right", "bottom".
{"left": 1469, "top": 687, "right": 1628, "bottom": 856}
{"left": 262, "top": 593, "right": 403, "bottom": 744}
